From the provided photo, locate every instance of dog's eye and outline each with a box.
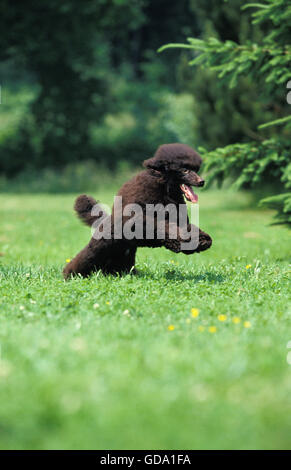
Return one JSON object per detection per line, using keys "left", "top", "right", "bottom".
{"left": 182, "top": 169, "right": 190, "bottom": 174}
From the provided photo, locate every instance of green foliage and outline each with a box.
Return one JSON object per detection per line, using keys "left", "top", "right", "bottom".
{"left": 160, "top": 0, "right": 291, "bottom": 226}
{"left": 0, "top": 0, "right": 148, "bottom": 174}
{"left": 201, "top": 138, "right": 291, "bottom": 189}
{"left": 160, "top": 0, "right": 291, "bottom": 91}
{"left": 0, "top": 79, "right": 198, "bottom": 181}
{"left": 171, "top": 0, "right": 271, "bottom": 150}
{"left": 258, "top": 115, "right": 291, "bottom": 129}
{"left": 0, "top": 161, "right": 135, "bottom": 194}
{"left": 260, "top": 159, "right": 291, "bottom": 225}
{"left": 0, "top": 191, "right": 290, "bottom": 449}
{"left": 260, "top": 192, "right": 291, "bottom": 225}
{"left": 164, "top": 36, "right": 290, "bottom": 91}
{"left": 0, "top": 0, "right": 198, "bottom": 176}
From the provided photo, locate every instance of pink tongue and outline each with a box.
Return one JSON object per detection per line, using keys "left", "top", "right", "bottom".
{"left": 181, "top": 184, "right": 198, "bottom": 203}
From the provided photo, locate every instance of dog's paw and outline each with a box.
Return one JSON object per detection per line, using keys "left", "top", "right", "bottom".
{"left": 196, "top": 233, "right": 212, "bottom": 252}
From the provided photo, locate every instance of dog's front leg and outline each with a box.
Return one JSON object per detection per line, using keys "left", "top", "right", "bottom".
{"left": 165, "top": 224, "right": 212, "bottom": 255}
{"left": 135, "top": 217, "right": 196, "bottom": 253}
{"left": 163, "top": 222, "right": 187, "bottom": 253}
{"left": 177, "top": 225, "right": 212, "bottom": 254}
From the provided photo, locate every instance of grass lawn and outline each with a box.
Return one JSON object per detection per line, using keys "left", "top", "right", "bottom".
{"left": 0, "top": 188, "right": 290, "bottom": 450}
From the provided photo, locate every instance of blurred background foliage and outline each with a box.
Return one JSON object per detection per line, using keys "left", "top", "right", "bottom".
{"left": 0, "top": 0, "right": 199, "bottom": 179}
{"left": 160, "top": 0, "right": 291, "bottom": 225}
{"left": 0, "top": 0, "right": 290, "bottom": 222}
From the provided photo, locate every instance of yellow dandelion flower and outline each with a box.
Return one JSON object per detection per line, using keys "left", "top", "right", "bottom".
{"left": 106, "top": 301, "right": 111, "bottom": 305}
{"left": 208, "top": 326, "right": 217, "bottom": 333}
{"left": 66, "top": 258, "right": 71, "bottom": 263}
{"left": 168, "top": 325, "right": 175, "bottom": 331}
{"left": 218, "top": 314, "right": 227, "bottom": 322}
{"left": 244, "top": 321, "right": 251, "bottom": 328}
{"left": 191, "top": 308, "right": 199, "bottom": 318}
{"left": 232, "top": 316, "right": 241, "bottom": 324}
{"left": 198, "top": 326, "right": 205, "bottom": 332}
{"left": 245, "top": 264, "right": 252, "bottom": 269}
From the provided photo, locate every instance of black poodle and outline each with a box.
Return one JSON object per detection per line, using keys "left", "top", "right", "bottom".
{"left": 63, "top": 143, "right": 212, "bottom": 278}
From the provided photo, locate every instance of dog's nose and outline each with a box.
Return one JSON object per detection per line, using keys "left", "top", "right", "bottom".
{"left": 197, "top": 179, "right": 205, "bottom": 187}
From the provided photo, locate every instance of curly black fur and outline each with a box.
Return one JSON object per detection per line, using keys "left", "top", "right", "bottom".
{"left": 63, "top": 143, "right": 212, "bottom": 279}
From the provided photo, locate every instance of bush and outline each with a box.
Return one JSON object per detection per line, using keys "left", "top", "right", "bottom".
{"left": 160, "top": 0, "right": 291, "bottom": 226}
{"left": 0, "top": 161, "right": 135, "bottom": 194}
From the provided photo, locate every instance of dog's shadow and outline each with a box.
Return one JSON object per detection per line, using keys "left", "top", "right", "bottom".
{"left": 165, "top": 270, "right": 225, "bottom": 283}
{"left": 135, "top": 268, "right": 225, "bottom": 284}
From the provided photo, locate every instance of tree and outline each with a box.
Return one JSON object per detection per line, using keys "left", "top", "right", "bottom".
{"left": 0, "top": 0, "right": 146, "bottom": 174}
{"left": 160, "top": 0, "right": 291, "bottom": 226}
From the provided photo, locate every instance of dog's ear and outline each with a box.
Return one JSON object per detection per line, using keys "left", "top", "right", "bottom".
{"left": 143, "top": 157, "right": 168, "bottom": 172}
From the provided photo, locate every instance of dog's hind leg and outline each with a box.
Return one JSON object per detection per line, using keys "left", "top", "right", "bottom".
{"left": 63, "top": 237, "right": 114, "bottom": 279}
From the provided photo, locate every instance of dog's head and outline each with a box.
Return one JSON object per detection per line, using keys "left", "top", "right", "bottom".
{"left": 143, "top": 143, "right": 204, "bottom": 203}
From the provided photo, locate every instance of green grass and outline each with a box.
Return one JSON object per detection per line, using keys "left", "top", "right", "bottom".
{"left": 0, "top": 189, "right": 290, "bottom": 450}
